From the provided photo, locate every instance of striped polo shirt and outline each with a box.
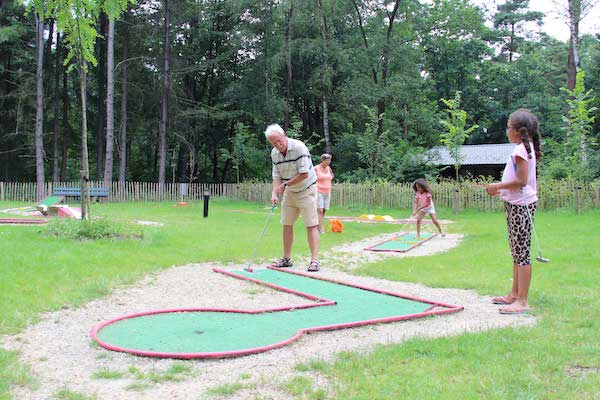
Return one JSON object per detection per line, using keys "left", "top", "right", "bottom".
{"left": 271, "top": 138, "right": 317, "bottom": 193}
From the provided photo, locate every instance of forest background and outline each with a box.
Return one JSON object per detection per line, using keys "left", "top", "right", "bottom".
{"left": 0, "top": 0, "right": 598, "bottom": 188}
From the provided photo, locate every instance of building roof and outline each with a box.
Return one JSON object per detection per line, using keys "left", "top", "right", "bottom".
{"left": 427, "top": 143, "right": 516, "bottom": 166}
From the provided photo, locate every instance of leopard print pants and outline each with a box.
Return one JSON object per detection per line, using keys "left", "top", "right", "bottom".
{"left": 505, "top": 201, "right": 538, "bottom": 266}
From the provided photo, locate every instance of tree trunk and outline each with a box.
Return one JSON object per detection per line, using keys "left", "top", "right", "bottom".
{"left": 321, "top": 87, "right": 331, "bottom": 153}
{"left": 95, "top": 13, "right": 107, "bottom": 180}
{"left": 52, "top": 32, "right": 62, "bottom": 182}
{"left": 318, "top": 0, "right": 331, "bottom": 153}
{"left": 158, "top": 0, "right": 171, "bottom": 186}
{"left": 377, "top": 0, "right": 401, "bottom": 134}
{"left": 284, "top": 2, "right": 295, "bottom": 130}
{"left": 118, "top": 12, "right": 129, "bottom": 185}
{"left": 403, "top": 103, "right": 409, "bottom": 139}
{"left": 567, "top": 0, "right": 580, "bottom": 91}
{"left": 103, "top": 17, "right": 115, "bottom": 186}
{"left": 80, "top": 62, "right": 91, "bottom": 220}
{"left": 35, "top": 14, "right": 46, "bottom": 200}
{"left": 60, "top": 63, "right": 70, "bottom": 181}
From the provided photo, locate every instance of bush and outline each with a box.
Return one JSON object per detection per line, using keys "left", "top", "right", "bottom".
{"left": 42, "top": 219, "right": 143, "bottom": 240}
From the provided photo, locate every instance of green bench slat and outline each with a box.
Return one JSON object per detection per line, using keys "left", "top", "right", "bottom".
{"left": 53, "top": 187, "right": 109, "bottom": 197}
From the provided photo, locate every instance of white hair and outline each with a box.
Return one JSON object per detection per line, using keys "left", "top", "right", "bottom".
{"left": 264, "top": 124, "right": 285, "bottom": 139}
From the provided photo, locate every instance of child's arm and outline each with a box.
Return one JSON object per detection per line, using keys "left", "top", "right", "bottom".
{"left": 485, "top": 156, "right": 529, "bottom": 195}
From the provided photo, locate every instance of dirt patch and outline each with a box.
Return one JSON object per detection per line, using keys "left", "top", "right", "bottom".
{"left": 135, "top": 220, "right": 165, "bottom": 227}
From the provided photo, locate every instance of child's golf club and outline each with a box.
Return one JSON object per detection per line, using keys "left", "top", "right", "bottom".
{"left": 396, "top": 213, "right": 416, "bottom": 235}
{"left": 474, "top": 183, "right": 549, "bottom": 263}
{"left": 522, "top": 191, "right": 550, "bottom": 263}
{"left": 245, "top": 196, "right": 278, "bottom": 272}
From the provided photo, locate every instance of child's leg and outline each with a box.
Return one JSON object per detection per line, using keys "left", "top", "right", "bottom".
{"left": 416, "top": 212, "right": 425, "bottom": 237}
{"left": 429, "top": 213, "right": 445, "bottom": 236}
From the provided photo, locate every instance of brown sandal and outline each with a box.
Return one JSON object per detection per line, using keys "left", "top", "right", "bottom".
{"left": 307, "top": 259, "right": 321, "bottom": 272}
{"left": 271, "top": 258, "right": 293, "bottom": 268}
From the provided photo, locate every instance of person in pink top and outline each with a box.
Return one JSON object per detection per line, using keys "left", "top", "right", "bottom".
{"left": 315, "top": 153, "right": 334, "bottom": 234}
{"left": 411, "top": 178, "right": 445, "bottom": 238}
{"left": 482, "top": 109, "right": 542, "bottom": 315}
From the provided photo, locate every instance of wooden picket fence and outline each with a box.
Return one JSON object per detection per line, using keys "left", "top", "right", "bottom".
{"left": 0, "top": 180, "right": 598, "bottom": 211}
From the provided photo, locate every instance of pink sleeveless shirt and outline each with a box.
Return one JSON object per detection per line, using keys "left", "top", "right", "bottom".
{"left": 316, "top": 165, "right": 334, "bottom": 193}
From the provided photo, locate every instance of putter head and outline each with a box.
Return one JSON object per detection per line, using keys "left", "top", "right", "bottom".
{"left": 536, "top": 256, "right": 550, "bottom": 263}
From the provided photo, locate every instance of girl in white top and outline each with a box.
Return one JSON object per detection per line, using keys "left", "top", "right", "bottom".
{"left": 483, "top": 109, "right": 542, "bottom": 315}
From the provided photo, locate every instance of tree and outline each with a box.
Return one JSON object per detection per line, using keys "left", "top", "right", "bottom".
{"left": 54, "top": 0, "right": 101, "bottom": 219}
{"left": 102, "top": 0, "right": 133, "bottom": 186}
{"left": 493, "top": 0, "right": 543, "bottom": 63}
{"left": 439, "top": 91, "right": 478, "bottom": 181}
{"left": 52, "top": 30, "right": 62, "bottom": 182}
{"left": 553, "top": 0, "right": 597, "bottom": 90}
{"left": 157, "top": 0, "right": 170, "bottom": 187}
{"left": 117, "top": 7, "right": 129, "bottom": 185}
{"left": 561, "top": 69, "right": 597, "bottom": 178}
{"left": 29, "top": 1, "right": 48, "bottom": 200}
{"left": 357, "top": 106, "right": 388, "bottom": 182}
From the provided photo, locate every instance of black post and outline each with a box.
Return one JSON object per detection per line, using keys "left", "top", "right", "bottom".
{"left": 203, "top": 190, "right": 210, "bottom": 218}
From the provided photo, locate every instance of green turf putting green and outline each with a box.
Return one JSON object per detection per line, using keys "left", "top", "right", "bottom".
{"left": 92, "top": 267, "right": 461, "bottom": 359}
{"left": 364, "top": 232, "right": 438, "bottom": 252}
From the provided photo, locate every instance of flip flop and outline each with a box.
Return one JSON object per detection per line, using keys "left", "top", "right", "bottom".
{"left": 499, "top": 306, "right": 530, "bottom": 315}
{"left": 492, "top": 295, "right": 516, "bottom": 305}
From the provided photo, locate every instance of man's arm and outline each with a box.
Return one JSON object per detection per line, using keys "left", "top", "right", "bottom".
{"left": 272, "top": 178, "right": 282, "bottom": 205}
{"left": 273, "top": 172, "right": 308, "bottom": 202}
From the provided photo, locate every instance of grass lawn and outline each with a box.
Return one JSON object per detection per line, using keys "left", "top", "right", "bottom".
{"left": 0, "top": 199, "right": 598, "bottom": 399}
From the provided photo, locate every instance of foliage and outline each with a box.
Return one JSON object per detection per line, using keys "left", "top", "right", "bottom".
{"left": 556, "top": 69, "right": 598, "bottom": 180}
{"left": 356, "top": 106, "right": 388, "bottom": 182}
{"left": 52, "top": 0, "right": 101, "bottom": 72}
{"left": 1, "top": 0, "right": 599, "bottom": 183}
{"left": 220, "top": 122, "right": 268, "bottom": 184}
{"left": 439, "top": 91, "right": 478, "bottom": 180}
{"left": 42, "top": 218, "right": 143, "bottom": 240}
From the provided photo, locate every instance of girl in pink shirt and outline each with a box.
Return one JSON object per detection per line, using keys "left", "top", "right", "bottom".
{"left": 483, "top": 109, "right": 542, "bottom": 315}
{"left": 412, "top": 178, "right": 445, "bottom": 238}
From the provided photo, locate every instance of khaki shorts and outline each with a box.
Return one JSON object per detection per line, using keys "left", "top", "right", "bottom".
{"left": 281, "top": 185, "right": 318, "bottom": 227}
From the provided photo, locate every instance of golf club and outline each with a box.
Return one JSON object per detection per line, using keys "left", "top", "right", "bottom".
{"left": 522, "top": 191, "right": 550, "bottom": 263}
{"left": 474, "top": 182, "right": 548, "bottom": 263}
{"left": 245, "top": 195, "right": 279, "bottom": 272}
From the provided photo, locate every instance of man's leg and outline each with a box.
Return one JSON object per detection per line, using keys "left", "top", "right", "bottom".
{"left": 283, "top": 225, "right": 294, "bottom": 259}
{"left": 307, "top": 225, "right": 319, "bottom": 260}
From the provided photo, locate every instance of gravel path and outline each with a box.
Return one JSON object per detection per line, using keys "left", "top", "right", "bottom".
{"left": 1, "top": 234, "right": 536, "bottom": 400}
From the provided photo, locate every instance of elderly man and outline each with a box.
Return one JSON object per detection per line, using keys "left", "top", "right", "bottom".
{"left": 265, "top": 124, "right": 320, "bottom": 272}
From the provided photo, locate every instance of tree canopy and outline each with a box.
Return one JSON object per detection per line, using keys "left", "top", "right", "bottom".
{"left": 1, "top": 0, "right": 598, "bottom": 183}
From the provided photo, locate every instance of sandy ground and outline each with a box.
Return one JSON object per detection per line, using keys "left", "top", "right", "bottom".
{"left": 1, "top": 233, "right": 536, "bottom": 400}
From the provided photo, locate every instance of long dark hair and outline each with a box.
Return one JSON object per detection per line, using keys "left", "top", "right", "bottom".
{"left": 412, "top": 178, "right": 432, "bottom": 193}
{"left": 508, "top": 109, "right": 543, "bottom": 163}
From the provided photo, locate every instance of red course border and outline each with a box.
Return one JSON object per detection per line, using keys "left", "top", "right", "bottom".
{"left": 91, "top": 267, "right": 462, "bottom": 359}
{"left": 364, "top": 232, "right": 438, "bottom": 253}
{"left": 0, "top": 218, "right": 48, "bottom": 225}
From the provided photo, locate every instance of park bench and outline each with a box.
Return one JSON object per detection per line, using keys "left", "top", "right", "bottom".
{"left": 53, "top": 187, "right": 109, "bottom": 201}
